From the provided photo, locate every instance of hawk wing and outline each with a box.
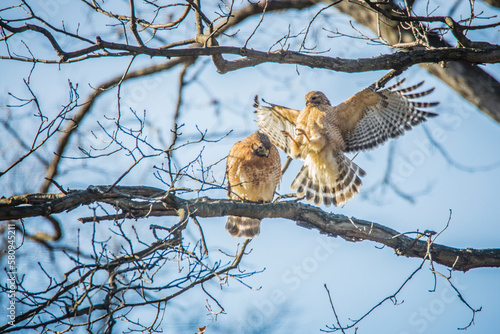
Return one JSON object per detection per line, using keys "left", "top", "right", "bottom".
{"left": 226, "top": 140, "right": 245, "bottom": 200}
{"left": 254, "top": 96, "right": 300, "bottom": 155}
{"left": 333, "top": 79, "right": 439, "bottom": 153}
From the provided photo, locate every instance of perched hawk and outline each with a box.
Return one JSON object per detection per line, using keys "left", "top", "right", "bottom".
{"left": 254, "top": 78, "right": 438, "bottom": 207}
{"left": 225, "top": 131, "right": 282, "bottom": 238}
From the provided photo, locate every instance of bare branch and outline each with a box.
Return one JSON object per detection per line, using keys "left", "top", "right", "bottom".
{"left": 334, "top": 0, "right": 500, "bottom": 123}
{"left": 39, "top": 57, "right": 192, "bottom": 193}
{"left": 324, "top": 284, "right": 346, "bottom": 334}
{"left": 80, "top": 1, "right": 191, "bottom": 29}
{"left": 1, "top": 186, "right": 499, "bottom": 272}
{"left": 129, "top": 0, "right": 144, "bottom": 47}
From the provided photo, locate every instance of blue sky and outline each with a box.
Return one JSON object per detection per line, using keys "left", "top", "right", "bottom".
{"left": 1, "top": 1, "right": 500, "bottom": 333}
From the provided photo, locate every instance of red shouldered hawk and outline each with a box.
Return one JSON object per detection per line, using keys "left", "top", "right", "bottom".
{"left": 226, "top": 131, "right": 282, "bottom": 238}
{"left": 254, "top": 78, "right": 438, "bottom": 207}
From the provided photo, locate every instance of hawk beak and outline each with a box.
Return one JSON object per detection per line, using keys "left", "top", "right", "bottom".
{"left": 265, "top": 149, "right": 270, "bottom": 157}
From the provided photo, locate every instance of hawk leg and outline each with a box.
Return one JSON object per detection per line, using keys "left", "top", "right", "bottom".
{"left": 296, "top": 128, "right": 311, "bottom": 142}
{"left": 282, "top": 130, "right": 300, "bottom": 147}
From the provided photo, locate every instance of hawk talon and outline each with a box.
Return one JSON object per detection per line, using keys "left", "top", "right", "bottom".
{"left": 296, "top": 128, "right": 310, "bottom": 142}
{"left": 281, "top": 130, "right": 299, "bottom": 147}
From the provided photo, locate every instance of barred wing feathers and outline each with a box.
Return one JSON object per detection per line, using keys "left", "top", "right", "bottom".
{"left": 336, "top": 79, "right": 439, "bottom": 153}
{"left": 254, "top": 96, "right": 300, "bottom": 155}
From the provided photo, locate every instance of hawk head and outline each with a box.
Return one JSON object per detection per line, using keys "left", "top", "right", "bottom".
{"left": 252, "top": 132, "right": 272, "bottom": 157}
{"left": 305, "top": 91, "right": 331, "bottom": 106}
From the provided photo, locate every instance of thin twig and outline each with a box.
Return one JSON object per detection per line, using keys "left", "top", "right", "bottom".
{"left": 323, "top": 284, "right": 346, "bottom": 334}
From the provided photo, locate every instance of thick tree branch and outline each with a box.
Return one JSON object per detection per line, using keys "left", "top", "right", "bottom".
{"left": 1, "top": 185, "right": 499, "bottom": 272}
{"left": 361, "top": 0, "right": 499, "bottom": 48}
{"left": 2, "top": 23, "right": 500, "bottom": 70}
{"left": 2, "top": 18, "right": 499, "bottom": 69}
{"left": 483, "top": 0, "right": 500, "bottom": 9}
{"left": 333, "top": 0, "right": 500, "bottom": 123}
{"left": 3, "top": 1, "right": 500, "bottom": 124}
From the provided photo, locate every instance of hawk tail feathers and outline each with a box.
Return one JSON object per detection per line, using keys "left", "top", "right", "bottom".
{"left": 291, "top": 155, "right": 366, "bottom": 207}
{"left": 336, "top": 154, "right": 366, "bottom": 205}
{"left": 225, "top": 216, "right": 261, "bottom": 238}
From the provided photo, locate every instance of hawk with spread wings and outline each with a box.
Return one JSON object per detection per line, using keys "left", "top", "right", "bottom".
{"left": 254, "top": 78, "right": 439, "bottom": 207}
{"left": 226, "top": 131, "right": 282, "bottom": 238}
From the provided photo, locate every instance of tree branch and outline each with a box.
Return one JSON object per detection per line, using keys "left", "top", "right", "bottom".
{"left": 3, "top": 1, "right": 500, "bottom": 123}
{"left": 39, "top": 57, "right": 192, "bottom": 193}
{"left": 334, "top": 0, "right": 500, "bottom": 123}
{"left": 2, "top": 19, "right": 499, "bottom": 70}
{"left": 1, "top": 185, "right": 499, "bottom": 272}
{"left": 483, "top": 0, "right": 500, "bottom": 8}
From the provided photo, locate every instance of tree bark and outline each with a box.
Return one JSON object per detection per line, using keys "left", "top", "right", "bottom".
{"left": 483, "top": 0, "right": 500, "bottom": 8}
{"left": 333, "top": 0, "right": 500, "bottom": 123}
{"left": 2, "top": 185, "right": 499, "bottom": 272}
